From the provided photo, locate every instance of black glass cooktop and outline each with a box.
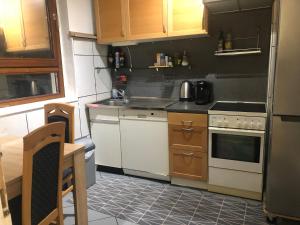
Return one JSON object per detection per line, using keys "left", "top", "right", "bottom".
{"left": 210, "top": 102, "right": 266, "bottom": 113}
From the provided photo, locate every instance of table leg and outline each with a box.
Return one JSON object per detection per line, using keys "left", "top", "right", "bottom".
{"left": 73, "top": 150, "right": 88, "bottom": 225}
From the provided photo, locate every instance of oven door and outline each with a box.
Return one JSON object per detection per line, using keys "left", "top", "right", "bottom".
{"left": 209, "top": 127, "right": 265, "bottom": 173}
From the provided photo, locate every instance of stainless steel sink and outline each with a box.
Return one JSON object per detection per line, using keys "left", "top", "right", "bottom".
{"left": 96, "top": 99, "right": 129, "bottom": 107}
{"left": 89, "top": 97, "right": 175, "bottom": 110}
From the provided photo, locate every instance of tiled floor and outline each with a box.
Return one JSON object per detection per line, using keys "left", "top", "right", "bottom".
{"left": 63, "top": 172, "right": 299, "bottom": 225}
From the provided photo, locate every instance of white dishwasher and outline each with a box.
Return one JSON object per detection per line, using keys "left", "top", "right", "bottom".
{"left": 119, "top": 109, "right": 169, "bottom": 181}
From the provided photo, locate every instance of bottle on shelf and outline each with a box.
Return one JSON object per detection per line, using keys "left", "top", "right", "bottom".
{"left": 217, "top": 30, "right": 225, "bottom": 51}
{"left": 107, "top": 46, "right": 114, "bottom": 68}
{"left": 115, "top": 49, "right": 120, "bottom": 69}
{"left": 225, "top": 32, "right": 233, "bottom": 50}
{"left": 119, "top": 52, "right": 125, "bottom": 68}
{"left": 173, "top": 52, "right": 181, "bottom": 67}
{"left": 181, "top": 50, "right": 189, "bottom": 67}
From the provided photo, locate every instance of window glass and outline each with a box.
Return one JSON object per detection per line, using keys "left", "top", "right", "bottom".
{"left": 0, "top": 0, "right": 53, "bottom": 58}
{"left": 0, "top": 73, "right": 59, "bottom": 101}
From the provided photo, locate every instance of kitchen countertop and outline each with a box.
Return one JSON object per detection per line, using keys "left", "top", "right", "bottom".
{"left": 127, "top": 97, "right": 175, "bottom": 110}
{"left": 87, "top": 97, "right": 176, "bottom": 110}
{"left": 166, "top": 101, "right": 214, "bottom": 114}
{"left": 87, "top": 97, "right": 213, "bottom": 113}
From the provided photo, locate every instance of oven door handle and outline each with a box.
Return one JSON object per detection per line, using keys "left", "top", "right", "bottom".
{"left": 209, "top": 127, "right": 265, "bottom": 135}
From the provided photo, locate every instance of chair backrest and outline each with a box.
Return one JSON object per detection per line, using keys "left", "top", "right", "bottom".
{"left": 44, "top": 103, "right": 75, "bottom": 144}
{"left": 0, "top": 153, "right": 12, "bottom": 225}
{"left": 22, "top": 122, "right": 65, "bottom": 225}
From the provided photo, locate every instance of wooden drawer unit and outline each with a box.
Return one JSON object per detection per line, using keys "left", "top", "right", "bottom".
{"left": 168, "top": 112, "right": 208, "bottom": 127}
{"left": 168, "top": 112, "right": 208, "bottom": 180}
{"left": 170, "top": 148, "right": 207, "bottom": 180}
{"left": 169, "top": 124, "right": 207, "bottom": 151}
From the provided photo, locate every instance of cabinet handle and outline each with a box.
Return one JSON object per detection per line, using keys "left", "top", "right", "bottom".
{"left": 121, "top": 29, "right": 125, "bottom": 37}
{"left": 181, "top": 127, "right": 194, "bottom": 132}
{"left": 181, "top": 120, "right": 193, "bottom": 126}
{"left": 163, "top": 25, "right": 166, "bottom": 33}
{"left": 182, "top": 152, "right": 194, "bottom": 157}
{"left": 91, "top": 119, "right": 119, "bottom": 124}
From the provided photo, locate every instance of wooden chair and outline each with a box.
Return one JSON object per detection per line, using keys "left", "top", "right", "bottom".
{"left": 0, "top": 153, "right": 12, "bottom": 225}
{"left": 44, "top": 103, "right": 75, "bottom": 144}
{"left": 44, "top": 103, "right": 75, "bottom": 197}
{"left": 22, "top": 122, "right": 65, "bottom": 225}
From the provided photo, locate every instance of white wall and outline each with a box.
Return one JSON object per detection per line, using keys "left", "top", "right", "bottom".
{"left": 0, "top": 0, "right": 112, "bottom": 140}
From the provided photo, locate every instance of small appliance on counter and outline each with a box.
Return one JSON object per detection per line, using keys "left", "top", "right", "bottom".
{"left": 195, "top": 81, "right": 212, "bottom": 105}
{"left": 179, "top": 80, "right": 194, "bottom": 102}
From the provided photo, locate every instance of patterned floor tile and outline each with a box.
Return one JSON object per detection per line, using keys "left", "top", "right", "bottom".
{"left": 85, "top": 172, "right": 276, "bottom": 225}
{"left": 164, "top": 215, "right": 192, "bottom": 225}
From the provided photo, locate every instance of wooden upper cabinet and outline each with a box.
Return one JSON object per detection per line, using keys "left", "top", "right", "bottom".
{"left": 93, "top": 0, "right": 209, "bottom": 43}
{"left": 1, "top": 0, "right": 50, "bottom": 52}
{"left": 167, "top": 0, "right": 208, "bottom": 37}
{"left": 125, "top": 0, "right": 168, "bottom": 40}
{"left": 94, "top": 0, "right": 126, "bottom": 44}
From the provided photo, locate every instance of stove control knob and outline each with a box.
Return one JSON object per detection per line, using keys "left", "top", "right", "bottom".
{"left": 224, "top": 121, "right": 228, "bottom": 127}
{"left": 257, "top": 122, "right": 262, "bottom": 129}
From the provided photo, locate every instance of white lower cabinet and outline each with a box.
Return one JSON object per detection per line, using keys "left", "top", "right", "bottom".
{"left": 90, "top": 108, "right": 122, "bottom": 168}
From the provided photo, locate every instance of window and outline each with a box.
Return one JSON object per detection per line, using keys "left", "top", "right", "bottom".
{"left": 0, "top": 0, "right": 64, "bottom": 107}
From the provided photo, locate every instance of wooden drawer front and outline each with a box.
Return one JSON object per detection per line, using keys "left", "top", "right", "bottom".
{"left": 170, "top": 148, "right": 207, "bottom": 180}
{"left": 168, "top": 112, "right": 208, "bottom": 127}
{"left": 169, "top": 125, "right": 207, "bottom": 151}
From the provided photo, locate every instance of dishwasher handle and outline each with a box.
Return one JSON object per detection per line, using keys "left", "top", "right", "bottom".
{"left": 137, "top": 114, "right": 147, "bottom": 119}
{"left": 91, "top": 119, "right": 119, "bottom": 124}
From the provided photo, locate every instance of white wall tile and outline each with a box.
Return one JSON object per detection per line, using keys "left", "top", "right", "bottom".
{"left": 97, "top": 92, "right": 111, "bottom": 101}
{"left": 78, "top": 95, "right": 97, "bottom": 137}
{"left": 0, "top": 114, "right": 28, "bottom": 137}
{"left": 67, "top": 0, "right": 95, "bottom": 34}
{"left": 92, "top": 43, "right": 108, "bottom": 56}
{"left": 73, "top": 39, "right": 93, "bottom": 55}
{"left": 72, "top": 101, "right": 82, "bottom": 140}
{"left": 26, "top": 109, "right": 44, "bottom": 133}
{"left": 74, "top": 55, "right": 96, "bottom": 97}
{"left": 94, "top": 55, "right": 108, "bottom": 68}
{"left": 95, "top": 69, "right": 112, "bottom": 94}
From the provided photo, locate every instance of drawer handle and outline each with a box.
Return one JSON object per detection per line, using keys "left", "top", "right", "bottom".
{"left": 181, "top": 127, "right": 194, "bottom": 132}
{"left": 182, "top": 152, "right": 194, "bottom": 157}
{"left": 181, "top": 120, "right": 193, "bottom": 125}
{"left": 137, "top": 114, "right": 147, "bottom": 118}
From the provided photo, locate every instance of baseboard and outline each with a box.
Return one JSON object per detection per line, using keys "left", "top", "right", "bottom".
{"left": 208, "top": 184, "right": 262, "bottom": 200}
{"left": 171, "top": 177, "right": 208, "bottom": 190}
{"left": 97, "top": 165, "right": 124, "bottom": 175}
{"left": 123, "top": 169, "right": 170, "bottom": 182}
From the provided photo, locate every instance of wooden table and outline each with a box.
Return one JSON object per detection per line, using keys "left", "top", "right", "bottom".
{"left": 0, "top": 136, "right": 88, "bottom": 225}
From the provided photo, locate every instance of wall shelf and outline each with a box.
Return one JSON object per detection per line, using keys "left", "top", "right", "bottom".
{"left": 69, "top": 31, "right": 97, "bottom": 40}
{"left": 214, "top": 48, "right": 262, "bottom": 56}
{"left": 148, "top": 65, "right": 174, "bottom": 68}
{"left": 148, "top": 65, "right": 192, "bottom": 71}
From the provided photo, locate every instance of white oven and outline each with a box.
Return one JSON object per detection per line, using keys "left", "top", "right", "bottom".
{"left": 209, "top": 127, "right": 265, "bottom": 173}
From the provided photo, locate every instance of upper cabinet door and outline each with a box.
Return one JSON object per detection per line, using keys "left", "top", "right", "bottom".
{"left": 94, "top": 0, "right": 126, "bottom": 44}
{"left": 125, "top": 0, "right": 168, "bottom": 40}
{"left": 167, "top": 0, "right": 208, "bottom": 37}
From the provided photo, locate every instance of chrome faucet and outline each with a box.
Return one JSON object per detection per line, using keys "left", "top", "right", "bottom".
{"left": 112, "top": 88, "right": 128, "bottom": 101}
